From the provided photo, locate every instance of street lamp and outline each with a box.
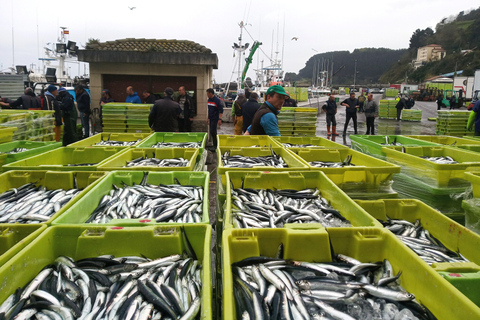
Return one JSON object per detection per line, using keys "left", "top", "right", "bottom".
{"left": 353, "top": 59, "right": 357, "bottom": 90}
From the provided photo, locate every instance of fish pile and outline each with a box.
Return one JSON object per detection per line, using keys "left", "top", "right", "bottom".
{"left": 420, "top": 156, "right": 458, "bottom": 164}
{"left": 1, "top": 147, "right": 28, "bottom": 154}
{"left": 381, "top": 137, "right": 403, "bottom": 146}
{"left": 125, "top": 157, "right": 189, "bottom": 168}
{"left": 67, "top": 163, "right": 97, "bottom": 167}
{"left": 309, "top": 155, "right": 354, "bottom": 168}
{"left": 94, "top": 139, "right": 141, "bottom": 147}
{"left": 150, "top": 142, "right": 201, "bottom": 148}
{"left": 231, "top": 188, "right": 351, "bottom": 228}
{"left": 0, "top": 183, "right": 81, "bottom": 224}
{"left": 232, "top": 253, "right": 436, "bottom": 320}
{"left": 86, "top": 174, "right": 203, "bottom": 223}
{"left": 382, "top": 218, "right": 469, "bottom": 265}
{"left": 282, "top": 144, "right": 319, "bottom": 148}
{"left": 0, "top": 253, "right": 202, "bottom": 320}
{"left": 222, "top": 151, "right": 288, "bottom": 169}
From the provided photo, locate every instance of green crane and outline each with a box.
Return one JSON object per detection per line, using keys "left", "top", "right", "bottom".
{"left": 241, "top": 41, "right": 262, "bottom": 89}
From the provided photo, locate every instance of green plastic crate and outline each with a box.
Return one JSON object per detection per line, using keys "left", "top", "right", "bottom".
{"left": 97, "top": 148, "right": 199, "bottom": 172}
{"left": 68, "top": 132, "right": 151, "bottom": 148}
{"left": 350, "top": 135, "right": 440, "bottom": 157}
{"left": 273, "top": 136, "right": 348, "bottom": 149}
{"left": 224, "top": 171, "right": 382, "bottom": 229}
{"left": 3, "top": 147, "right": 123, "bottom": 171}
{"left": 52, "top": 171, "right": 210, "bottom": 225}
{"left": 217, "top": 134, "right": 282, "bottom": 148}
{"left": 355, "top": 199, "right": 480, "bottom": 265}
{"left": 126, "top": 128, "right": 152, "bottom": 133}
{"left": 465, "top": 172, "right": 480, "bottom": 198}
{"left": 0, "top": 170, "right": 107, "bottom": 224}
{"left": 289, "top": 148, "right": 400, "bottom": 189}
{"left": 437, "top": 263, "right": 480, "bottom": 308}
{"left": 217, "top": 146, "right": 308, "bottom": 175}
{"left": 406, "top": 135, "right": 480, "bottom": 146}
{"left": 137, "top": 132, "right": 207, "bottom": 152}
{"left": 0, "top": 224, "right": 47, "bottom": 269}
{"left": 382, "top": 146, "right": 480, "bottom": 188}
{"left": 462, "top": 199, "right": 480, "bottom": 235}
{"left": 0, "top": 126, "right": 17, "bottom": 143}
{"left": 0, "top": 141, "right": 62, "bottom": 168}
{"left": 0, "top": 224, "right": 212, "bottom": 319}
{"left": 222, "top": 227, "right": 480, "bottom": 319}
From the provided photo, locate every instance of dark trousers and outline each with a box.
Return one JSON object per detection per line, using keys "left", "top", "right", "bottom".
{"left": 81, "top": 113, "right": 90, "bottom": 138}
{"left": 209, "top": 119, "right": 218, "bottom": 149}
{"left": 397, "top": 108, "right": 402, "bottom": 120}
{"left": 366, "top": 117, "right": 375, "bottom": 135}
{"left": 343, "top": 113, "right": 357, "bottom": 134}
{"left": 178, "top": 118, "right": 192, "bottom": 132}
{"left": 326, "top": 114, "right": 336, "bottom": 126}
{"left": 437, "top": 103, "right": 442, "bottom": 111}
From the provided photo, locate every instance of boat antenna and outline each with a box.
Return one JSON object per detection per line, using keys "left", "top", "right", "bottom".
{"left": 11, "top": 0, "right": 15, "bottom": 67}
{"left": 281, "top": 14, "right": 285, "bottom": 77}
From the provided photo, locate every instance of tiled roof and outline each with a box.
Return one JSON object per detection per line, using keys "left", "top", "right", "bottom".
{"left": 86, "top": 38, "right": 212, "bottom": 54}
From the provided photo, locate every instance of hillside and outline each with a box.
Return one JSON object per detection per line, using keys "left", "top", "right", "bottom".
{"left": 380, "top": 7, "right": 480, "bottom": 83}
{"left": 288, "top": 48, "right": 407, "bottom": 86}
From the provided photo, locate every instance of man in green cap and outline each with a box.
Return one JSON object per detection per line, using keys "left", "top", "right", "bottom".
{"left": 245, "top": 85, "right": 289, "bottom": 136}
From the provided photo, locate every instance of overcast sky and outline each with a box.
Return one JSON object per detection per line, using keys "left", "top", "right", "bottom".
{"left": 0, "top": 0, "right": 478, "bottom": 84}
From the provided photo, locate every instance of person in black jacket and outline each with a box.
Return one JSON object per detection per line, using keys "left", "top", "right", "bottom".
{"left": 340, "top": 92, "right": 359, "bottom": 135}
{"left": 242, "top": 92, "right": 260, "bottom": 133}
{"left": 436, "top": 94, "right": 443, "bottom": 111}
{"left": 75, "top": 85, "right": 91, "bottom": 138}
{"left": 143, "top": 90, "right": 157, "bottom": 104}
{"left": 0, "top": 87, "right": 41, "bottom": 109}
{"left": 322, "top": 95, "right": 339, "bottom": 136}
{"left": 58, "top": 88, "right": 78, "bottom": 146}
{"left": 149, "top": 87, "right": 181, "bottom": 132}
{"left": 395, "top": 96, "right": 407, "bottom": 121}
{"left": 44, "top": 85, "right": 62, "bottom": 142}
{"left": 176, "top": 86, "right": 196, "bottom": 132}
{"left": 406, "top": 95, "right": 415, "bottom": 109}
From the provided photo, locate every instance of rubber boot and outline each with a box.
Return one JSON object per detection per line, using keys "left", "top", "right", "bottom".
{"left": 327, "top": 126, "right": 331, "bottom": 136}
{"left": 332, "top": 126, "right": 339, "bottom": 136}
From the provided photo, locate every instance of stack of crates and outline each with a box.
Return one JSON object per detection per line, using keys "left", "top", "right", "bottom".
{"left": 0, "top": 110, "right": 56, "bottom": 141}
{"left": 436, "top": 110, "right": 471, "bottom": 136}
{"left": 126, "top": 105, "right": 151, "bottom": 133}
{"left": 463, "top": 172, "right": 480, "bottom": 235}
{"left": 102, "top": 103, "right": 128, "bottom": 132}
{"left": 379, "top": 99, "right": 397, "bottom": 119}
{"left": 278, "top": 107, "right": 317, "bottom": 136}
{"left": 401, "top": 109, "right": 422, "bottom": 121}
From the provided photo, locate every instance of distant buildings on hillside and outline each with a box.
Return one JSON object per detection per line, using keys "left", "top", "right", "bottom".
{"left": 413, "top": 44, "right": 447, "bottom": 69}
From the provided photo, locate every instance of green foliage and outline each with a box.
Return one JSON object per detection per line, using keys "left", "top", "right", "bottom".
{"left": 85, "top": 38, "right": 100, "bottom": 49}
{"left": 409, "top": 28, "right": 434, "bottom": 49}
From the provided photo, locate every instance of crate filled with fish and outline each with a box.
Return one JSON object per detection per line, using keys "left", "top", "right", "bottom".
{"left": 137, "top": 132, "right": 207, "bottom": 152}
{"left": 0, "top": 170, "right": 106, "bottom": 225}
{"left": 97, "top": 148, "right": 199, "bottom": 172}
{"left": 350, "top": 135, "right": 440, "bottom": 158}
{"left": 217, "top": 146, "right": 308, "bottom": 175}
{"left": 223, "top": 227, "right": 480, "bottom": 319}
{"left": 273, "top": 136, "right": 348, "bottom": 149}
{"left": 462, "top": 172, "right": 480, "bottom": 233}
{"left": 0, "top": 141, "right": 62, "bottom": 169}
{"left": 0, "top": 224, "right": 212, "bottom": 320}
{"left": 354, "top": 199, "right": 480, "bottom": 264}
{"left": 3, "top": 147, "right": 124, "bottom": 172}
{"left": 289, "top": 148, "right": 400, "bottom": 190}
{"left": 401, "top": 109, "right": 423, "bottom": 121}
{"left": 68, "top": 132, "right": 151, "bottom": 148}
{"left": 405, "top": 135, "right": 480, "bottom": 147}
{"left": 382, "top": 146, "right": 480, "bottom": 188}
{"left": 224, "top": 171, "right": 381, "bottom": 229}
{"left": 217, "top": 134, "right": 282, "bottom": 149}
{"left": 51, "top": 171, "right": 209, "bottom": 225}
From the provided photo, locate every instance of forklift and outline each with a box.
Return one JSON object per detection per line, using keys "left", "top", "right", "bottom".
{"left": 441, "top": 89, "right": 458, "bottom": 108}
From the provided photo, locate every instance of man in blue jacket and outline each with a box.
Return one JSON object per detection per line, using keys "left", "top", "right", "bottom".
{"left": 467, "top": 100, "right": 480, "bottom": 136}
{"left": 206, "top": 88, "right": 223, "bottom": 151}
{"left": 246, "top": 85, "right": 289, "bottom": 136}
{"left": 126, "top": 86, "right": 142, "bottom": 104}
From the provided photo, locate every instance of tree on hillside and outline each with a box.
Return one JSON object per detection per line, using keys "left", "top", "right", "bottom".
{"left": 409, "top": 28, "right": 434, "bottom": 49}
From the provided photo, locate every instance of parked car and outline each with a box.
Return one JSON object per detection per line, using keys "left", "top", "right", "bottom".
{"left": 370, "top": 88, "right": 382, "bottom": 94}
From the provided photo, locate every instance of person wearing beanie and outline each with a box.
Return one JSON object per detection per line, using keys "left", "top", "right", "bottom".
{"left": 148, "top": 87, "right": 181, "bottom": 132}
{"left": 58, "top": 88, "right": 78, "bottom": 145}
{"left": 44, "top": 85, "right": 63, "bottom": 142}
{"left": 231, "top": 89, "right": 247, "bottom": 135}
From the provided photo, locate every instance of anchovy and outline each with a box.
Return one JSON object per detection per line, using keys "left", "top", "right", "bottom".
{"left": 222, "top": 150, "right": 288, "bottom": 168}
{"left": 150, "top": 142, "right": 201, "bottom": 148}
{"left": 94, "top": 139, "right": 141, "bottom": 147}
{"left": 382, "top": 218, "right": 468, "bottom": 265}
{"left": 0, "top": 147, "right": 29, "bottom": 154}
{"left": 67, "top": 163, "right": 97, "bottom": 166}
{"left": 420, "top": 156, "right": 458, "bottom": 164}
{"left": 125, "top": 157, "right": 189, "bottom": 168}
{"left": 381, "top": 137, "right": 403, "bottom": 146}
{"left": 309, "top": 155, "right": 354, "bottom": 168}
{"left": 0, "top": 230, "right": 202, "bottom": 320}
{"left": 231, "top": 187, "right": 351, "bottom": 228}
{"left": 282, "top": 143, "right": 319, "bottom": 148}
{"left": 233, "top": 251, "right": 435, "bottom": 320}
{"left": 0, "top": 183, "right": 81, "bottom": 224}
{"left": 86, "top": 172, "right": 203, "bottom": 223}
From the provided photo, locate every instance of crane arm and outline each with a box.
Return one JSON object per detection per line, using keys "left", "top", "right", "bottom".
{"left": 241, "top": 41, "right": 262, "bottom": 89}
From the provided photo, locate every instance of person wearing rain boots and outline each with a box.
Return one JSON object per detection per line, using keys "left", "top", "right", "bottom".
{"left": 322, "top": 95, "right": 339, "bottom": 136}
{"left": 364, "top": 93, "right": 379, "bottom": 135}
